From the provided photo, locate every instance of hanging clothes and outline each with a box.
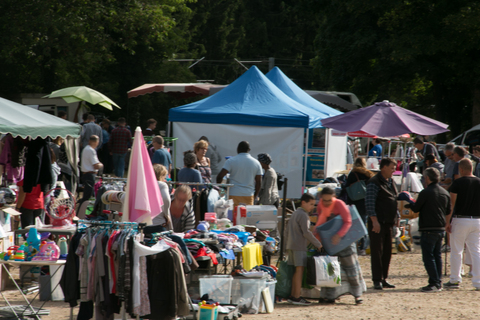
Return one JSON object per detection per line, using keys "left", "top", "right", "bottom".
{"left": 0, "top": 134, "right": 25, "bottom": 183}
{"left": 144, "top": 249, "right": 190, "bottom": 319}
{"left": 62, "top": 222, "right": 190, "bottom": 320}
{"left": 23, "top": 137, "right": 53, "bottom": 193}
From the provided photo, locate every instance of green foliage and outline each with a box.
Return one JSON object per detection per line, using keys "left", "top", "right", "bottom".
{"left": 0, "top": 0, "right": 196, "bottom": 104}
{"left": 311, "top": 0, "right": 480, "bottom": 140}
{"left": 1, "top": 0, "right": 479, "bottom": 139}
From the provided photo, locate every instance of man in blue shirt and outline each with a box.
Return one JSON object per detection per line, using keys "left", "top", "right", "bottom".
{"left": 216, "top": 141, "right": 263, "bottom": 207}
{"left": 152, "top": 136, "right": 172, "bottom": 173}
{"left": 368, "top": 138, "right": 382, "bottom": 158}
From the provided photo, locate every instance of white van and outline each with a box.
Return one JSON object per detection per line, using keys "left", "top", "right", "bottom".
{"left": 449, "top": 124, "right": 480, "bottom": 146}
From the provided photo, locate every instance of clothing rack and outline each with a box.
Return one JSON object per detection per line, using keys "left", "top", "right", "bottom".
{"left": 95, "top": 176, "right": 128, "bottom": 182}
{"left": 167, "top": 181, "right": 234, "bottom": 198}
{"left": 153, "top": 230, "right": 173, "bottom": 237}
{"left": 74, "top": 219, "right": 146, "bottom": 232}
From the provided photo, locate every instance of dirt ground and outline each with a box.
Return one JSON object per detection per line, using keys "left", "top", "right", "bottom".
{"left": 1, "top": 245, "right": 480, "bottom": 320}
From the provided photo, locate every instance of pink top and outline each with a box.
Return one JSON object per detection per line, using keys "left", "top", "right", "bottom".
{"left": 316, "top": 200, "right": 352, "bottom": 237}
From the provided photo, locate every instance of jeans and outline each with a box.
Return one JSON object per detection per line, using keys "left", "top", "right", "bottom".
{"left": 112, "top": 153, "right": 127, "bottom": 178}
{"left": 357, "top": 213, "right": 369, "bottom": 250}
{"left": 420, "top": 231, "right": 444, "bottom": 287}
{"left": 450, "top": 218, "right": 480, "bottom": 288}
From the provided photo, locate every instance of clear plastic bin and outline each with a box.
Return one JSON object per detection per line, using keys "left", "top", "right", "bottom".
{"left": 199, "top": 275, "right": 233, "bottom": 305}
{"left": 260, "top": 280, "right": 276, "bottom": 313}
{"left": 231, "top": 278, "right": 266, "bottom": 314}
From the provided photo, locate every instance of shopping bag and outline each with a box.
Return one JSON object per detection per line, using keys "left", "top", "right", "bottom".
{"left": 275, "top": 260, "right": 295, "bottom": 298}
{"left": 346, "top": 179, "right": 366, "bottom": 201}
{"left": 306, "top": 255, "right": 341, "bottom": 287}
{"left": 316, "top": 205, "right": 368, "bottom": 255}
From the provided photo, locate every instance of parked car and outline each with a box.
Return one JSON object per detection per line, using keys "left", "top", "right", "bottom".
{"left": 449, "top": 124, "right": 480, "bottom": 147}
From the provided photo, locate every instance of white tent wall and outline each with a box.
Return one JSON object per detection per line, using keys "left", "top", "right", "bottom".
{"left": 324, "top": 128, "right": 348, "bottom": 178}
{"left": 172, "top": 122, "right": 304, "bottom": 198}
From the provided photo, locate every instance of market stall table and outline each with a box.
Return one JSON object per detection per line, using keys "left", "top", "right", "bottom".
{"left": 15, "top": 227, "right": 76, "bottom": 243}
{"left": 0, "top": 260, "right": 67, "bottom": 320}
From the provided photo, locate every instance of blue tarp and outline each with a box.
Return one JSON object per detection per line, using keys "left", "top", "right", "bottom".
{"left": 265, "top": 67, "right": 343, "bottom": 118}
{"left": 169, "top": 66, "right": 327, "bottom": 128}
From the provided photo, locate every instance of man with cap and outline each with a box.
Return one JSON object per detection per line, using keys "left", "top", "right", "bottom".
{"left": 257, "top": 153, "right": 280, "bottom": 207}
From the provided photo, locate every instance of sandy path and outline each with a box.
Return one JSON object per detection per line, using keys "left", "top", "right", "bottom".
{"left": 1, "top": 248, "right": 480, "bottom": 319}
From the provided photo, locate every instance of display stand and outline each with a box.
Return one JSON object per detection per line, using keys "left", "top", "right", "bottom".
{"left": 0, "top": 260, "right": 66, "bottom": 320}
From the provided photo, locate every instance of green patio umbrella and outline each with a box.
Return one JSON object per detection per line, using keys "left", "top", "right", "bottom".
{"left": 44, "top": 86, "right": 121, "bottom": 110}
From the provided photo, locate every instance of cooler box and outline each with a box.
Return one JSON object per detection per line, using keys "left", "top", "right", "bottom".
{"left": 231, "top": 278, "right": 266, "bottom": 314}
{"left": 199, "top": 275, "right": 233, "bottom": 305}
{"left": 245, "top": 205, "right": 277, "bottom": 225}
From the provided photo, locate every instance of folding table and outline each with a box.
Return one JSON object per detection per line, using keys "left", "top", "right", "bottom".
{"left": 0, "top": 260, "right": 66, "bottom": 320}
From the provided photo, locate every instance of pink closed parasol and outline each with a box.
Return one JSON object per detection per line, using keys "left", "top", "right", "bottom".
{"left": 123, "top": 127, "right": 163, "bottom": 224}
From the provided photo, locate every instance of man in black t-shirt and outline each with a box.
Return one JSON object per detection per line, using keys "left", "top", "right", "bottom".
{"left": 444, "top": 158, "right": 480, "bottom": 290}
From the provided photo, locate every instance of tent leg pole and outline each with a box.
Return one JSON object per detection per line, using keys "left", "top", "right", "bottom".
{"left": 303, "top": 129, "right": 309, "bottom": 191}
{"left": 401, "top": 142, "right": 407, "bottom": 191}
{"left": 279, "top": 178, "right": 288, "bottom": 262}
{"left": 324, "top": 129, "right": 330, "bottom": 178}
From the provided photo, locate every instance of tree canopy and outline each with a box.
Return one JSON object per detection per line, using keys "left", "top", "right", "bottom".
{"left": 1, "top": 0, "right": 479, "bottom": 139}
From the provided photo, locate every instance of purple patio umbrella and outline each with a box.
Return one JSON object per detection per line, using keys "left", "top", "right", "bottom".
{"left": 321, "top": 100, "right": 449, "bottom": 136}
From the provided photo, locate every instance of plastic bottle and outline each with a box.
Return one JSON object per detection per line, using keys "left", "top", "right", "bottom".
{"left": 58, "top": 237, "right": 68, "bottom": 255}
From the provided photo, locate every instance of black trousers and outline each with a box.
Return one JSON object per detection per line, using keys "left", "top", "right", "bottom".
{"left": 19, "top": 207, "right": 43, "bottom": 229}
{"left": 368, "top": 217, "right": 394, "bottom": 282}
{"left": 77, "top": 172, "right": 96, "bottom": 211}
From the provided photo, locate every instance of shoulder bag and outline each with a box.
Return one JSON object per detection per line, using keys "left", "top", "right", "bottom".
{"left": 346, "top": 172, "right": 367, "bottom": 201}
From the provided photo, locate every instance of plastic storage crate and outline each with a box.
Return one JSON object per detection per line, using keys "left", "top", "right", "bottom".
{"left": 260, "top": 280, "right": 276, "bottom": 313}
{"left": 231, "top": 278, "right": 266, "bottom": 314}
{"left": 199, "top": 275, "right": 233, "bottom": 305}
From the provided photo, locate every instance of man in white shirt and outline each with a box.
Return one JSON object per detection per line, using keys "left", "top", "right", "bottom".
{"left": 78, "top": 135, "right": 103, "bottom": 212}
{"left": 216, "top": 141, "right": 262, "bottom": 207}
{"left": 80, "top": 114, "right": 102, "bottom": 150}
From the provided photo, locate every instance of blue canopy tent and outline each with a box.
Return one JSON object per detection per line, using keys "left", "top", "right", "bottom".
{"left": 265, "top": 67, "right": 343, "bottom": 118}
{"left": 265, "top": 67, "right": 348, "bottom": 187}
{"left": 169, "top": 66, "right": 345, "bottom": 198}
{"left": 169, "top": 66, "right": 326, "bottom": 128}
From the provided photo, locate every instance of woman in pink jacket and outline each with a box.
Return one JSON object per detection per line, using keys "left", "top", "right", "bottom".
{"left": 315, "top": 187, "right": 366, "bottom": 305}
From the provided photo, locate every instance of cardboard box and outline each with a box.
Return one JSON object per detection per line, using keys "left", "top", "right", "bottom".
{"left": 245, "top": 205, "right": 278, "bottom": 225}
{"left": 0, "top": 209, "right": 12, "bottom": 233}
{"left": 2, "top": 232, "right": 15, "bottom": 251}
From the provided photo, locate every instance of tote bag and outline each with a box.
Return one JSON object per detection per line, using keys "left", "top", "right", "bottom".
{"left": 315, "top": 205, "right": 368, "bottom": 255}
{"left": 346, "top": 173, "right": 366, "bottom": 201}
{"left": 306, "top": 255, "right": 341, "bottom": 287}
